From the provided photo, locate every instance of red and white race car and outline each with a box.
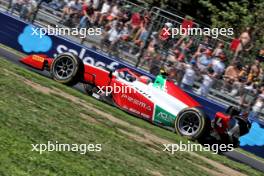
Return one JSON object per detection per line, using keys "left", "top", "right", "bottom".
{"left": 20, "top": 53, "right": 250, "bottom": 146}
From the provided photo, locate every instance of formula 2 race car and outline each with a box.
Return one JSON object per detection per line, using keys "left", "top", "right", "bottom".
{"left": 20, "top": 53, "right": 251, "bottom": 146}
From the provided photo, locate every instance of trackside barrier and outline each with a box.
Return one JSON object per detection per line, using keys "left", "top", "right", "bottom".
{"left": 0, "top": 12, "right": 263, "bottom": 157}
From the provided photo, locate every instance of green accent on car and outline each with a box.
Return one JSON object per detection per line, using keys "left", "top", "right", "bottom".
{"left": 153, "top": 74, "right": 166, "bottom": 90}
{"left": 154, "top": 105, "right": 176, "bottom": 127}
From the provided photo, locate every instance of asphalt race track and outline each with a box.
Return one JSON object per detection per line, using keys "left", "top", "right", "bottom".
{"left": 0, "top": 46, "right": 264, "bottom": 173}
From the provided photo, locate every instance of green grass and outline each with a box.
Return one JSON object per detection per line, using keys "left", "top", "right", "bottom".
{"left": 0, "top": 56, "right": 263, "bottom": 176}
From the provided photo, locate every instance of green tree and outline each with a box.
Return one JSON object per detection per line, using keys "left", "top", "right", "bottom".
{"left": 199, "top": 0, "right": 264, "bottom": 63}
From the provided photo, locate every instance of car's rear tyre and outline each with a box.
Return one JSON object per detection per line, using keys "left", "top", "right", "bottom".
{"left": 175, "top": 108, "right": 208, "bottom": 140}
{"left": 226, "top": 106, "right": 241, "bottom": 116}
{"left": 234, "top": 116, "right": 251, "bottom": 136}
{"left": 51, "top": 53, "right": 83, "bottom": 86}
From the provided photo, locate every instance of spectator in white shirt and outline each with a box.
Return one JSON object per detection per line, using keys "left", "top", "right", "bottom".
{"left": 108, "top": 27, "right": 121, "bottom": 43}
{"left": 240, "top": 82, "right": 258, "bottom": 113}
{"left": 248, "top": 86, "right": 264, "bottom": 121}
{"left": 198, "top": 67, "right": 214, "bottom": 97}
{"left": 101, "top": 22, "right": 123, "bottom": 50}
{"left": 95, "top": 0, "right": 111, "bottom": 25}
{"left": 181, "top": 61, "right": 196, "bottom": 92}
{"left": 211, "top": 53, "right": 226, "bottom": 78}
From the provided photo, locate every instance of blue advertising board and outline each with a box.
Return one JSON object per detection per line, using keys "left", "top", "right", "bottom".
{"left": 0, "top": 11, "right": 263, "bottom": 157}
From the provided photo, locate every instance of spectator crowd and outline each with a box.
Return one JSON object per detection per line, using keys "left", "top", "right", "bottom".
{"left": 6, "top": 0, "right": 264, "bottom": 120}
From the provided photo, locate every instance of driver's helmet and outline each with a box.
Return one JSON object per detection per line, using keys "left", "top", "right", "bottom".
{"left": 159, "top": 67, "right": 169, "bottom": 77}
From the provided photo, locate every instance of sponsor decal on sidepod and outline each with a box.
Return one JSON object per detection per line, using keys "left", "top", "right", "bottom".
{"left": 55, "top": 45, "right": 119, "bottom": 71}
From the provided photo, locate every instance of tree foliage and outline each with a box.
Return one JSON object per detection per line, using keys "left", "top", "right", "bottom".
{"left": 143, "top": 0, "right": 263, "bottom": 62}
{"left": 199, "top": 0, "right": 264, "bottom": 62}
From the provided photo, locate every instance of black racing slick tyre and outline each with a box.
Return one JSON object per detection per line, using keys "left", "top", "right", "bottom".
{"left": 51, "top": 53, "right": 83, "bottom": 86}
{"left": 175, "top": 108, "right": 208, "bottom": 140}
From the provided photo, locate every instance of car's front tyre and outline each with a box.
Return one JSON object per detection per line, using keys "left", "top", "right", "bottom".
{"left": 51, "top": 53, "right": 83, "bottom": 86}
{"left": 175, "top": 108, "right": 208, "bottom": 140}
